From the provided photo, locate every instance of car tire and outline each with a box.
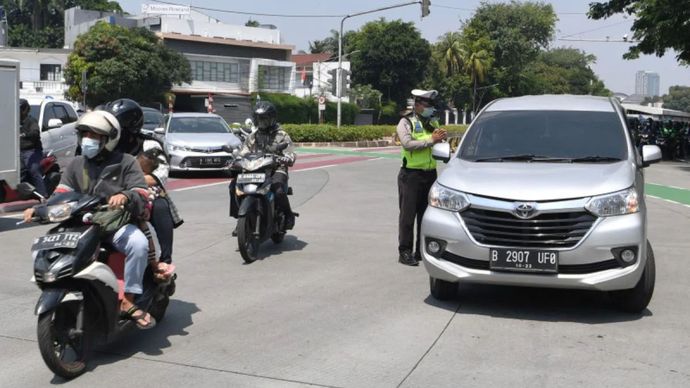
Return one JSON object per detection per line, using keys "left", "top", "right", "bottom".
{"left": 429, "top": 276, "right": 457, "bottom": 301}
{"left": 610, "top": 241, "right": 655, "bottom": 314}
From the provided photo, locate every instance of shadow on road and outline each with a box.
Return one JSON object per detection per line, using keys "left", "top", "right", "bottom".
{"left": 0, "top": 216, "right": 39, "bottom": 233}
{"left": 170, "top": 170, "right": 230, "bottom": 179}
{"left": 240, "top": 235, "right": 308, "bottom": 264}
{"left": 424, "top": 283, "right": 651, "bottom": 324}
{"left": 52, "top": 299, "right": 201, "bottom": 381}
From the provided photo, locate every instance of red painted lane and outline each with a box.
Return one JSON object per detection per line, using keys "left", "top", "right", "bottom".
{"left": 165, "top": 154, "right": 375, "bottom": 191}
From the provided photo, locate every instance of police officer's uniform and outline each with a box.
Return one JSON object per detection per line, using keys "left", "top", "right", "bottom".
{"left": 397, "top": 89, "right": 441, "bottom": 266}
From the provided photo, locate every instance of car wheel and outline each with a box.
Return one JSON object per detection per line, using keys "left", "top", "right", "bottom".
{"left": 429, "top": 276, "right": 457, "bottom": 301}
{"left": 610, "top": 241, "right": 655, "bottom": 314}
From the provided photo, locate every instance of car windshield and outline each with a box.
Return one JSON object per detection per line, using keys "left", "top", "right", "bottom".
{"left": 459, "top": 110, "right": 628, "bottom": 162}
{"left": 168, "top": 117, "right": 230, "bottom": 134}
{"left": 143, "top": 110, "right": 163, "bottom": 125}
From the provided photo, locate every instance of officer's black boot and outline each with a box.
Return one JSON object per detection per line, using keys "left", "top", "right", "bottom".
{"left": 399, "top": 251, "right": 418, "bottom": 266}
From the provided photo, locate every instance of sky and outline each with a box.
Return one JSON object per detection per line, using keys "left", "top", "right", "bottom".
{"left": 118, "top": 0, "right": 689, "bottom": 95}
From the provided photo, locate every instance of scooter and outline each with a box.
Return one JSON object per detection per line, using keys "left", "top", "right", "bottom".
{"left": 232, "top": 143, "right": 296, "bottom": 263}
{"left": 21, "top": 186, "right": 175, "bottom": 379}
{"left": 0, "top": 151, "right": 61, "bottom": 203}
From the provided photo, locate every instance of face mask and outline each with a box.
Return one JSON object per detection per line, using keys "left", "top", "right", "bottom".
{"left": 420, "top": 107, "right": 436, "bottom": 118}
{"left": 81, "top": 137, "right": 101, "bottom": 159}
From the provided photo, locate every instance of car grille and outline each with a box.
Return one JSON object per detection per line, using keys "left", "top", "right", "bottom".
{"left": 189, "top": 146, "right": 225, "bottom": 153}
{"left": 461, "top": 208, "right": 597, "bottom": 248}
{"left": 440, "top": 252, "right": 620, "bottom": 274}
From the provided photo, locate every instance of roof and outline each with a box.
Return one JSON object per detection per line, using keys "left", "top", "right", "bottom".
{"left": 292, "top": 53, "right": 333, "bottom": 67}
{"left": 170, "top": 112, "right": 223, "bottom": 119}
{"left": 156, "top": 32, "right": 294, "bottom": 51}
{"left": 486, "top": 94, "right": 615, "bottom": 112}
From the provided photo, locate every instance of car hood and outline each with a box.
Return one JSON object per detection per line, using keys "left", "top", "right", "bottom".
{"left": 166, "top": 132, "right": 242, "bottom": 149}
{"left": 438, "top": 159, "right": 635, "bottom": 201}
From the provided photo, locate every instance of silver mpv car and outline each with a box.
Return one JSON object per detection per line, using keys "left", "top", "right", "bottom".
{"left": 422, "top": 95, "right": 662, "bottom": 313}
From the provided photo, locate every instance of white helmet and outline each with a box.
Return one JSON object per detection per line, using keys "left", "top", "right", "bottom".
{"left": 76, "top": 111, "right": 121, "bottom": 152}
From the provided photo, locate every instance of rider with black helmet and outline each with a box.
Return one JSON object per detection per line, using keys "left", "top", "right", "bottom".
{"left": 104, "top": 98, "right": 145, "bottom": 155}
{"left": 19, "top": 98, "right": 47, "bottom": 196}
{"left": 234, "top": 101, "right": 297, "bottom": 230}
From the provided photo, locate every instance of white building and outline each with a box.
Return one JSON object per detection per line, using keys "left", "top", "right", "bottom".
{"left": 0, "top": 47, "right": 71, "bottom": 101}
{"left": 292, "top": 53, "right": 352, "bottom": 103}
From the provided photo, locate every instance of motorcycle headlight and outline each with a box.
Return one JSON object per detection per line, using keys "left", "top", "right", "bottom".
{"left": 586, "top": 187, "right": 639, "bottom": 217}
{"left": 429, "top": 182, "right": 470, "bottom": 212}
{"left": 47, "top": 202, "right": 78, "bottom": 222}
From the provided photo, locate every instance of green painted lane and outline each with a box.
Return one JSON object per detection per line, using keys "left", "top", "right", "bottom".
{"left": 297, "top": 147, "right": 690, "bottom": 206}
{"left": 645, "top": 183, "right": 690, "bottom": 206}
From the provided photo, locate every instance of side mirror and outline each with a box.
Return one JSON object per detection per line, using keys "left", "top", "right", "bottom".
{"left": 154, "top": 127, "right": 165, "bottom": 134}
{"left": 431, "top": 142, "right": 451, "bottom": 163}
{"left": 47, "top": 118, "right": 63, "bottom": 129}
{"left": 641, "top": 144, "right": 662, "bottom": 167}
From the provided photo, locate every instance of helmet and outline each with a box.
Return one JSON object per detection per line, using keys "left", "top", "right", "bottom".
{"left": 104, "top": 98, "right": 143, "bottom": 135}
{"left": 76, "top": 111, "right": 121, "bottom": 152}
{"left": 252, "top": 101, "right": 277, "bottom": 132}
{"left": 20, "top": 98, "right": 30, "bottom": 116}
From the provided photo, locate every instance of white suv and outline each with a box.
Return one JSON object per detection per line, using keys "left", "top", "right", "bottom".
{"left": 422, "top": 95, "right": 661, "bottom": 313}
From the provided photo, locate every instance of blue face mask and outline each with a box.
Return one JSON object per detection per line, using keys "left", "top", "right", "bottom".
{"left": 81, "top": 137, "right": 101, "bottom": 159}
{"left": 420, "top": 107, "right": 436, "bottom": 118}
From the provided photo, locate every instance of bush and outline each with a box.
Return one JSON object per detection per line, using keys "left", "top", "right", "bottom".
{"left": 252, "top": 92, "right": 359, "bottom": 125}
{"left": 280, "top": 124, "right": 468, "bottom": 143}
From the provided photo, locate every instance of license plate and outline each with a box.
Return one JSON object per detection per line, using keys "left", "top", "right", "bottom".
{"left": 32, "top": 232, "right": 81, "bottom": 251}
{"left": 490, "top": 248, "right": 558, "bottom": 273}
{"left": 237, "top": 173, "right": 266, "bottom": 184}
{"left": 199, "top": 157, "right": 222, "bottom": 166}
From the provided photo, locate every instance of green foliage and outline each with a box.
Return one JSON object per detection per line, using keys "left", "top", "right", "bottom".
{"left": 662, "top": 86, "right": 690, "bottom": 112}
{"left": 253, "top": 92, "right": 359, "bottom": 125}
{"left": 521, "top": 48, "right": 611, "bottom": 96}
{"left": 64, "top": 22, "right": 191, "bottom": 107}
{"left": 348, "top": 18, "right": 431, "bottom": 105}
{"left": 589, "top": 0, "right": 690, "bottom": 63}
{"left": 280, "top": 124, "right": 467, "bottom": 143}
{"left": 308, "top": 29, "right": 356, "bottom": 54}
{"left": 351, "top": 84, "right": 382, "bottom": 110}
{"left": 379, "top": 100, "right": 402, "bottom": 125}
{"left": 245, "top": 19, "right": 260, "bottom": 27}
{"left": 3, "top": 0, "right": 122, "bottom": 48}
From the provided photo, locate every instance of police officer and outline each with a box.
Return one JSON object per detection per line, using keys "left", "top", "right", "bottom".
{"left": 397, "top": 89, "right": 447, "bottom": 266}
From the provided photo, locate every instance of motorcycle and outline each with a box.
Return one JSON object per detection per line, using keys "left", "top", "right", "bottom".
{"left": 0, "top": 151, "right": 61, "bottom": 203}
{"left": 230, "top": 118, "right": 255, "bottom": 143}
{"left": 20, "top": 186, "right": 175, "bottom": 379}
{"left": 232, "top": 143, "right": 296, "bottom": 263}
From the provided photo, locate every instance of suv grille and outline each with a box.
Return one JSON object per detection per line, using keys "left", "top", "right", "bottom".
{"left": 461, "top": 208, "right": 596, "bottom": 248}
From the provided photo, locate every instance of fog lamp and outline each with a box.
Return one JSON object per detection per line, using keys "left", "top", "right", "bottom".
{"left": 621, "top": 249, "right": 636, "bottom": 263}
{"left": 427, "top": 241, "right": 441, "bottom": 254}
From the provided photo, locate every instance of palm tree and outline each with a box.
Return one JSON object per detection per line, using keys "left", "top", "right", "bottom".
{"left": 460, "top": 35, "right": 493, "bottom": 114}
{"left": 435, "top": 32, "right": 464, "bottom": 76}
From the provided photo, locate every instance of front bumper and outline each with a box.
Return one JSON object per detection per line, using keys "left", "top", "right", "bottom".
{"left": 168, "top": 150, "right": 234, "bottom": 171}
{"left": 421, "top": 206, "right": 647, "bottom": 292}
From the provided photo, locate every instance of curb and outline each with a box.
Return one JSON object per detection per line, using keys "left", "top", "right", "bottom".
{"left": 295, "top": 139, "right": 394, "bottom": 148}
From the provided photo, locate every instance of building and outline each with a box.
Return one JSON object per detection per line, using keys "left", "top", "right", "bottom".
{"left": 635, "top": 70, "right": 660, "bottom": 97}
{"left": 64, "top": 5, "right": 296, "bottom": 123}
{"left": 292, "top": 52, "right": 353, "bottom": 103}
{"left": 0, "top": 47, "right": 71, "bottom": 101}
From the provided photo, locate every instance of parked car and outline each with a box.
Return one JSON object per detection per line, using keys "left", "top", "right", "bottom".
{"left": 157, "top": 113, "right": 242, "bottom": 172}
{"left": 422, "top": 94, "right": 662, "bottom": 313}
{"left": 26, "top": 97, "right": 79, "bottom": 166}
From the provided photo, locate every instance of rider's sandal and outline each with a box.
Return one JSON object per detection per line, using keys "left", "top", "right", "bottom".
{"left": 121, "top": 305, "right": 157, "bottom": 330}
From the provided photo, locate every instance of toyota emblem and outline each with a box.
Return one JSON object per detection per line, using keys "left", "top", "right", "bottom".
{"left": 513, "top": 202, "right": 538, "bottom": 219}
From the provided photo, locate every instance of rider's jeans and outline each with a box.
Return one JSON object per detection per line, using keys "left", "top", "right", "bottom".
{"left": 108, "top": 224, "right": 148, "bottom": 294}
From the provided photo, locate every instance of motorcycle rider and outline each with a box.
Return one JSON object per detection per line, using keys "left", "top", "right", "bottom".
{"left": 19, "top": 98, "right": 48, "bottom": 197}
{"left": 229, "top": 101, "right": 296, "bottom": 233}
{"left": 23, "top": 111, "right": 155, "bottom": 329}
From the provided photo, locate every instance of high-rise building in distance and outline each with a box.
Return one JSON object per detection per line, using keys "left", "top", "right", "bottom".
{"left": 635, "top": 71, "right": 660, "bottom": 97}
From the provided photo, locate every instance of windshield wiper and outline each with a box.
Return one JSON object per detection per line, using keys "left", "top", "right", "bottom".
{"left": 568, "top": 156, "right": 622, "bottom": 163}
{"left": 474, "top": 154, "right": 570, "bottom": 162}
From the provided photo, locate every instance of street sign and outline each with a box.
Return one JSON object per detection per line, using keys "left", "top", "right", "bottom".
{"left": 318, "top": 96, "right": 326, "bottom": 105}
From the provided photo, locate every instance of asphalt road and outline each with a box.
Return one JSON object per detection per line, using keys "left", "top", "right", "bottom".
{"left": 1, "top": 150, "right": 689, "bottom": 387}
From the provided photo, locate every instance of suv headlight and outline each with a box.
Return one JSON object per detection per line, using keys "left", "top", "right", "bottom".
{"left": 167, "top": 143, "right": 189, "bottom": 152}
{"left": 586, "top": 187, "right": 639, "bottom": 217}
{"left": 429, "top": 182, "right": 470, "bottom": 212}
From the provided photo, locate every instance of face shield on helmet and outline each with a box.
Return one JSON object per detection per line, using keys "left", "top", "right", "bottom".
{"left": 76, "top": 111, "right": 121, "bottom": 154}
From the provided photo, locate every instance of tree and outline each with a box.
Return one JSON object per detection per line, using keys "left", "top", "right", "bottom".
{"left": 465, "top": 1, "right": 557, "bottom": 96}
{"left": 348, "top": 18, "right": 431, "bottom": 105}
{"left": 662, "top": 86, "right": 690, "bottom": 112}
{"left": 245, "top": 19, "right": 260, "bottom": 27}
{"left": 3, "top": 0, "right": 122, "bottom": 48}
{"left": 589, "top": 0, "right": 690, "bottom": 63}
{"left": 520, "top": 48, "right": 610, "bottom": 96}
{"left": 459, "top": 27, "right": 494, "bottom": 113}
{"left": 436, "top": 32, "right": 464, "bottom": 76}
{"left": 308, "top": 29, "right": 356, "bottom": 55}
{"left": 64, "top": 22, "right": 191, "bottom": 107}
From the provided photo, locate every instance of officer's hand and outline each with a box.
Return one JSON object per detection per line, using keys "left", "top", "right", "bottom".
{"left": 432, "top": 128, "right": 447, "bottom": 143}
{"left": 108, "top": 193, "right": 128, "bottom": 209}
{"left": 23, "top": 207, "right": 35, "bottom": 223}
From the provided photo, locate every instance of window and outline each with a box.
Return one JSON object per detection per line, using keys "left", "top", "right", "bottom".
{"left": 40, "top": 64, "right": 62, "bottom": 81}
{"left": 189, "top": 60, "right": 240, "bottom": 83}
{"left": 259, "top": 65, "right": 290, "bottom": 91}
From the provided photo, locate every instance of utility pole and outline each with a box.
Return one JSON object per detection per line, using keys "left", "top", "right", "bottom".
{"left": 337, "top": 1, "right": 430, "bottom": 127}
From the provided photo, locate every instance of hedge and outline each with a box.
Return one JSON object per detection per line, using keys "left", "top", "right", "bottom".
{"left": 252, "top": 92, "right": 359, "bottom": 125}
{"left": 281, "top": 124, "right": 468, "bottom": 143}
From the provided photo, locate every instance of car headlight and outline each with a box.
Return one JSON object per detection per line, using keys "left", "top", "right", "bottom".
{"left": 429, "top": 182, "right": 470, "bottom": 212}
{"left": 167, "top": 143, "right": 189, "bottom": 152}
{"left": 585, "top": 187, "right": 639, "bottom": 217}
{"left": 47, "top": 202, "right": 77, "bottom": 222}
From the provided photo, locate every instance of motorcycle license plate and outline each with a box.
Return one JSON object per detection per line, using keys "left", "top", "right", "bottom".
{"left": 489, "top": 248, "right": 558, "bottom": 273}
{"left": 237, "top": 173, "right": 266, "bottom": 184}
{"left": 32, "top": 232, "right": 81, "bottom": 251}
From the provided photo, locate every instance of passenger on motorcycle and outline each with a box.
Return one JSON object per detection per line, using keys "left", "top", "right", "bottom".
{"left": 23, "top": 111, "right": 156, "bottom": 329}
{"left": 229, "top": 101, "right": 297, "bottom": 232}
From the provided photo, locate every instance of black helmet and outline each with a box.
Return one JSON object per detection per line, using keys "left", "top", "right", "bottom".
{"left": 104, "top": 98, "right": 143, "bottom": 135}
{"left": 253, "top": 101, "right": 277, "bottom": 132}
{"left": 20, "top": 98, "right": 30, "bottom": 116}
